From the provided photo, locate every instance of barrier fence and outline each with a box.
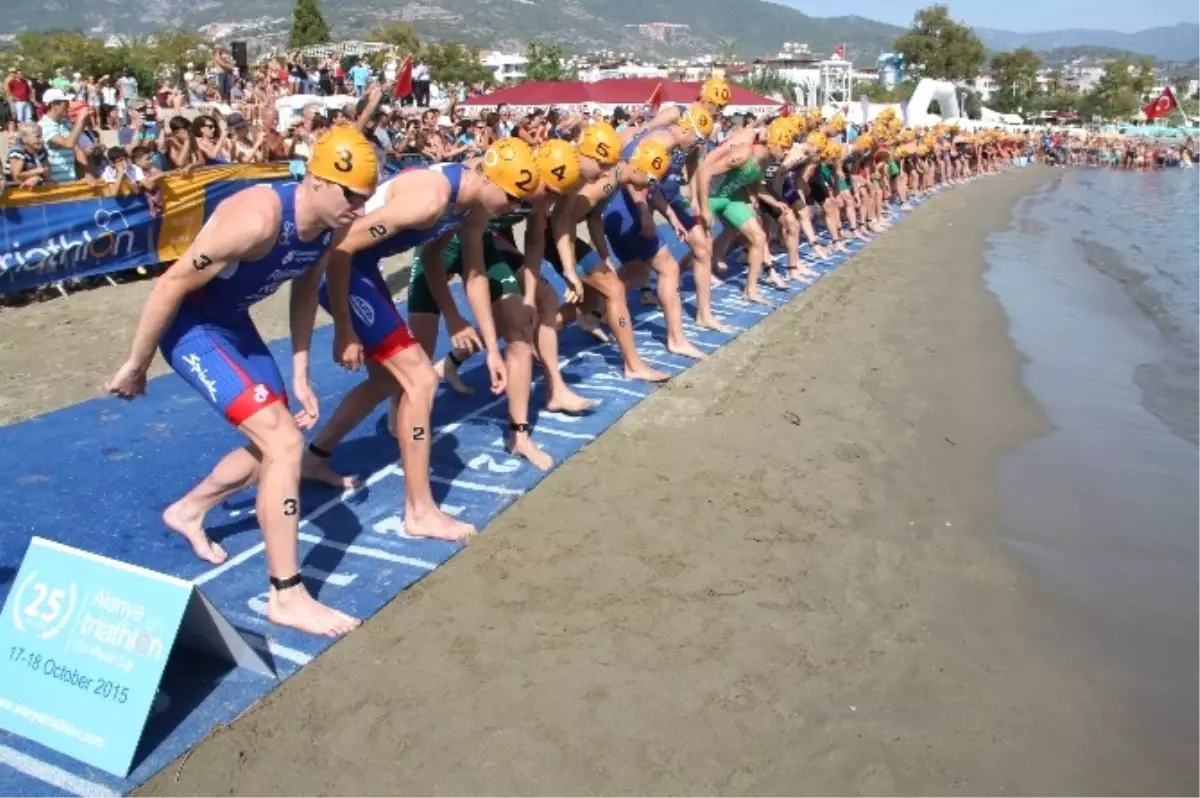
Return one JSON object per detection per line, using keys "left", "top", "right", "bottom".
{"left": 0, "top": 154, "right": 442, "bottom": 297}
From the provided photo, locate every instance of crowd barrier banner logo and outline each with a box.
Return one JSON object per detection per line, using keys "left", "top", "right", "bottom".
{"left": 0, "top": 163, "right": 290, "bottom": 295}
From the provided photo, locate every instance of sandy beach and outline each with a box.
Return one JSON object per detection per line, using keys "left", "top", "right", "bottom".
{"left": 3, "top": 167, "right": 1188, "bottom": 794}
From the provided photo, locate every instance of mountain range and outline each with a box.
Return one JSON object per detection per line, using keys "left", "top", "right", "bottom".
{"left": 973, "top": 23, "right": 1200, "bottom": 62}
{"left": 3, "top": 0, "right": 1198, "bottom": 65}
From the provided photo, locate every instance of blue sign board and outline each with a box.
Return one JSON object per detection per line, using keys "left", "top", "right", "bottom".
{"left": 0, "top": 538, "right": 205, "bottom": 777}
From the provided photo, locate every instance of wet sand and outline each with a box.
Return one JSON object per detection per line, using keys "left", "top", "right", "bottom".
{"left": 4, "top": 167, "right": 1183, "bottom": 794}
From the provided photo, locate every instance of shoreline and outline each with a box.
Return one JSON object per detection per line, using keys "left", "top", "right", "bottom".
{"left": 108, "top": 165, "right": 1177, "bottom": 796}
{"left": 983, "top": 167, "right": 1199, "bottom": 795}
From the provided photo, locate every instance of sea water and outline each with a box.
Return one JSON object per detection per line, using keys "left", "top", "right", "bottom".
{"left": 985, "top": 167, "right": 1198, "bottom": 791}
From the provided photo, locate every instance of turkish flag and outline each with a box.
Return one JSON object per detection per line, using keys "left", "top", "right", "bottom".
{"left": 392, "top": 57, "right": 413, "bottom": 100}
{"left": 647, "top": 81, "right": 664, "bottom": 113}
{"left": 1143, "top": 86, "right": 1177, "bottom": 121}
{"left": 780, "top": 105, "right": 791, "bottom": 117}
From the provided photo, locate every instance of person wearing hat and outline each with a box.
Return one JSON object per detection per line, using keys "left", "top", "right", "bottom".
{"left": 104, "top": 126, "right": 380, "bottom": 639}
{"left": 38, "top": 88, "right": 89, "bottom": 183}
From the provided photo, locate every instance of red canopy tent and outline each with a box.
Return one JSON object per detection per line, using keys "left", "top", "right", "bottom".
{"left": 461, "top": 78, "right": 782, "bottom": 115}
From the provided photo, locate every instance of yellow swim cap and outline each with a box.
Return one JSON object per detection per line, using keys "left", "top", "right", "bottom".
{"left": 628, "top": 138, "right": 671, "bottom": 181}
{"left": 699, "top": 77, "right": 732, "bottom": 109}
{"left": 483, "top": 137, "right": 540, "bottom": 199}
{"left": 766, "top": 118, "right": 794, "bottom": 149}
{"left": 682, "top": 103, "right": 715, "bottom": 139}
{"left": 535, "top": 139, "right": 584, "bottom": 193}
{"left": 577, "top": 121, "right": 621, "bottom": 166}
{"left": 307, "top": 126, "right": 379, "bottom": 196}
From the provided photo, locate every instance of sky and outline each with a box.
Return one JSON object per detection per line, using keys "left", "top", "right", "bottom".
{"left": 778, "top": 0, "right": 1198, "bottom": 32}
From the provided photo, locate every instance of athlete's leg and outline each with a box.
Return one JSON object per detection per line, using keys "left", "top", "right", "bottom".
{"left": 492, "top": 293, "right": 552, "bottom": 470}
{"left": 586, "top": 264, "right": 668, "bottom": 382}
{"left": 161, "top": 311, "right": 357, "bottom": 635}
{"left": 230, "top": 402, "right": 358, "bottom": 636}
{"left": 648, "top": 247, "right": 705, "bottom": 359}
{"left": 685, "top": 224, "right": 730, "bottom": 331}
{"left": 794, "top": 203, "right": 830, "bottom": 262}
{"left": 732, "top": 210, "right": 772, "bottom": 305}
{"left": 162, "top": 446, "right": 258, "bottom": 564}
{"left": 382, "top": 342, "right": 476, "bottom": 540}
{"left": 535, "top": 276, "right": 595, "bottom": 414}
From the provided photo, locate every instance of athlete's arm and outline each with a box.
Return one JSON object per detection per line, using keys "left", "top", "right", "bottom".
{"left": 325, "top": 172, "right": 449, "bottom": 339}
{"left": 336, "top": 171, "right": 449, "bottom": 256}
{"left": 585, "top": 206, "right": 614, "bottom": 264}
{"left": 122, "top": 191, "right": 278, "bottom": 372}
{"left": 628, "top": 185, "right": 656, "bottom": 238}
{"left": 458, "top": 214, "right": 503, "bottom": 354}
{"left": 684, "top": 147, "right": 702, "bottom": 209}
{"left": 550, "top": 195, "right": 583, "bottom": 273}
{"left": 521, "top": 199, "right": 550, "bottom": 303}
{"left": 644, "top": 105, "right": 683, "bottom": 132}
{"left": 754, "top": 182, "right": 787, "bottom": 212}
{"left": 288, "top": 244, "right": 333, "bottom": 384}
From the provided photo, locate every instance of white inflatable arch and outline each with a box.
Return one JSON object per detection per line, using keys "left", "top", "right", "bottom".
{"left": 906, "top": 78, "right": 962, "bottom": 125}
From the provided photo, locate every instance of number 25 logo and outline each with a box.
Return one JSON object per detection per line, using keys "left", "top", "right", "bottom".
{"left": 12, "top": 571, "right": 76, "bottom": 640}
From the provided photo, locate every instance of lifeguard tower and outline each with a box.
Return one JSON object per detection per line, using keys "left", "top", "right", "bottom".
{"left": 819, "top": 55, "right": 852, "bottom": 106}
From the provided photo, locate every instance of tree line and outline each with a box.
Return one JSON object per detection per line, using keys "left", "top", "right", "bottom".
{"left": 887, "top": 4, "right": 1197, "bottom": 121}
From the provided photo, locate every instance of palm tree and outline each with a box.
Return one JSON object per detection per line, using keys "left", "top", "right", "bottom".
{"left": 1172, "top": 74, "right": 1195, "bottom": 101}
{"left": 716, "top": 37, "right": 738, "bottom": 66}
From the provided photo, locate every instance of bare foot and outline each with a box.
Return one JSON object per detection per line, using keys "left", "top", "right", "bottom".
{"left": 625, "top": 364, "right": 670, "bottom": 382}
{"left": 162, "top": 502, "right": 227, "bottom": 565}
{"left": 301, "top": 451, "right": 359, "bottom": 490}
{"left": 267, "top": 585, "right": 359, "bottom": 637}
{"left": 405, "top": 506, "right": 477, "bottom": 541}
{"left": 579, "top": 314, "right": 610, "bottom": 343}
{"left": 765, "top": 271, "right": 788, "bottom": 291}
{"left": 443, "top": 359, "right": 475, "bottom": 395}
{"left": 667, "top": 340, "right": 706, "bottom": 360}
{"left": 789, "top": 267, "right": 818, "bottom": 282}
{"left": 508, "top": 433, "right": 553, "bottom": 471}
{"left": 696, "top": 316, "right": 734, "bottom": 333}
{"left": 546, "top": 390, "right": 597, "bottom": 415}
{"left": 743, "top": 291, "right": 772, "bottom": 306}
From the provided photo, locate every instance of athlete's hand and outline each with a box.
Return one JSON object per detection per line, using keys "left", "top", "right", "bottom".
{"left": 292, "top": 379, "right": 319, "bottom": 430}
{"left": 334, "top": 328, "right": 364, "bottom": 371}
{"left": 485, "top": 350, "right": 507, "bottom": 395}
{"left": 700, "top": 208, "right": 714, "bottom": 231}
{"left": 104, "top": 359, "right": 148, "bottom": 400}
{"left": 448, "top": 315, "right": 483, "bottom": 353}
{"left": 564, "top": 273, "right": 585, "bottom": 305}
{"left": 671, "top": 219, "right": 688, "bottom": 240}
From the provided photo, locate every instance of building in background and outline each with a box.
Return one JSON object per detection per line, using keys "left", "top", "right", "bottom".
{"left": 481, "top": 51, "right": 528, "bottom": 83}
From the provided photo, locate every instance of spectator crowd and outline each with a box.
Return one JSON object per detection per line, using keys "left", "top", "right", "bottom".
{"left": 1, "top": 46, "right": 747, "bottom": 306}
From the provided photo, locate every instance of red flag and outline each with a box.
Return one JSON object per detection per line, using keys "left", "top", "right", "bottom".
{"left": 1143, "top": 86, "right": 1177, "bottom": 121}
{"left": 392, "top": 56, "right": 413, "bottom": 100}
{"left": 779, "top": 104, "right": 791, "bottom": 117}
{"left": 833, "top": 43, "right": 845, "bottom": 60}
{"left": 646, "top": 81, "right": 664, "bottom": 113}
